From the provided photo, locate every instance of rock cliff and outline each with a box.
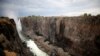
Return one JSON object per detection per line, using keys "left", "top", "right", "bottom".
{"left": 0, "top": 17, "right": 33, "bottom": 56}
{"left": 21, "top": 15, "right": 100, "bottom": 56}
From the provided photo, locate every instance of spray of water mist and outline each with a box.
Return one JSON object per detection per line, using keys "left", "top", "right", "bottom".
{"left": 5, "top": 11, "right": 48, "bottom": 56}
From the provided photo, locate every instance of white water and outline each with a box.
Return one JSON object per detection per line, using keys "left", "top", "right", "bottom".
{"left": 26, "top": 39, "right": 48, "bottom": 56}
{"left": 14, "top": 18, "right": 48, "bottom": 56}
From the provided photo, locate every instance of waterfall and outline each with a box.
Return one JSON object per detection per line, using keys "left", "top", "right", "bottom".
{"left": 3, "top": 9, "right": 48, "bottom": 56}
{"left": 14, "top": 18, "right": 48, "bottom": 56}
{"left": 4, "top": 10, "right": 48, "bottom": 55}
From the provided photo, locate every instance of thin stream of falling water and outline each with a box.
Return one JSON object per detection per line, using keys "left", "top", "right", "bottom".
{"left": 14, "top": 18, "right": 48, "bottom": 56}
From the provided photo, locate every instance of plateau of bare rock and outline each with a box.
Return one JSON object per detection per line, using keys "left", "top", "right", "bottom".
{"left": 21, "top": 15, "right": 100, "bottom": 56}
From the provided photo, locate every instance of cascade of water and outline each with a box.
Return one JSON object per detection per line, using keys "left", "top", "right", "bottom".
{"left": 14, "top": 18, "right": 48, "bottom": 56}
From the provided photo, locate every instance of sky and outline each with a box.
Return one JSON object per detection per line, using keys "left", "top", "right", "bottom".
{"left": 0, "top": 0, "right": 100, "bottom": 18}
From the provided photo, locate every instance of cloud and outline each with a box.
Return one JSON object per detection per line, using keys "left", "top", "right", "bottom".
{"left": 0, "top": 0, "right": 100, "bottom": 17}
{"left": 63, "top": 7, "right": 100, "bottom": 16}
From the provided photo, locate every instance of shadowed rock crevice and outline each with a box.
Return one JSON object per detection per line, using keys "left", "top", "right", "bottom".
{"left": 55, "top": 19, "right": 73, "bottom": 52}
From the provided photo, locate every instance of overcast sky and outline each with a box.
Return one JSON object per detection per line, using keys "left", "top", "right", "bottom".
{"left": 0, "top": 0, "right": 100, "bottom": 18}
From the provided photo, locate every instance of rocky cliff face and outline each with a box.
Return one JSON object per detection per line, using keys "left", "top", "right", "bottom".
{"left": 21, "top": 16, "right": 100, "bottom": 56}
{"left": 0, "top": 17, "right": 33, "bottom": 56}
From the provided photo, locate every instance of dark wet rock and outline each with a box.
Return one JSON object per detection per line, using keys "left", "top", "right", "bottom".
{"left": 94, "top": 35, "right": 100, "bottom": 49}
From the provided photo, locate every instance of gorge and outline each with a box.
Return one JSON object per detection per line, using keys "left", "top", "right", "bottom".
{"left": 0, "top": 15, "right": 100, "bottom": 56}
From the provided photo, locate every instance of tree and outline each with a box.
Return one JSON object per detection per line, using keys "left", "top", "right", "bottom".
{"left": 84, "top": 13, "right": 88, "bottom": 17}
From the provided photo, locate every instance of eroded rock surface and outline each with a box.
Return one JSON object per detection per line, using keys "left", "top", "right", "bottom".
{"left": 21, "top": 16, "right": 100, "bottom": 56}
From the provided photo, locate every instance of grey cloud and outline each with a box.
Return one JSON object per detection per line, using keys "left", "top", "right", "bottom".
{"left": 0, "top": 0, "right": 100, "bottom": 17}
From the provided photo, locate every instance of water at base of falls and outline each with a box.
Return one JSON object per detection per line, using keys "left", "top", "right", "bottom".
{"left": 26, "top": 39, "right": 48, "bottom": 56}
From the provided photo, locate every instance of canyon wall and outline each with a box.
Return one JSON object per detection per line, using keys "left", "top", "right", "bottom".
{"left": 21, "top": 15, "right": 100, "bottom": 56}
